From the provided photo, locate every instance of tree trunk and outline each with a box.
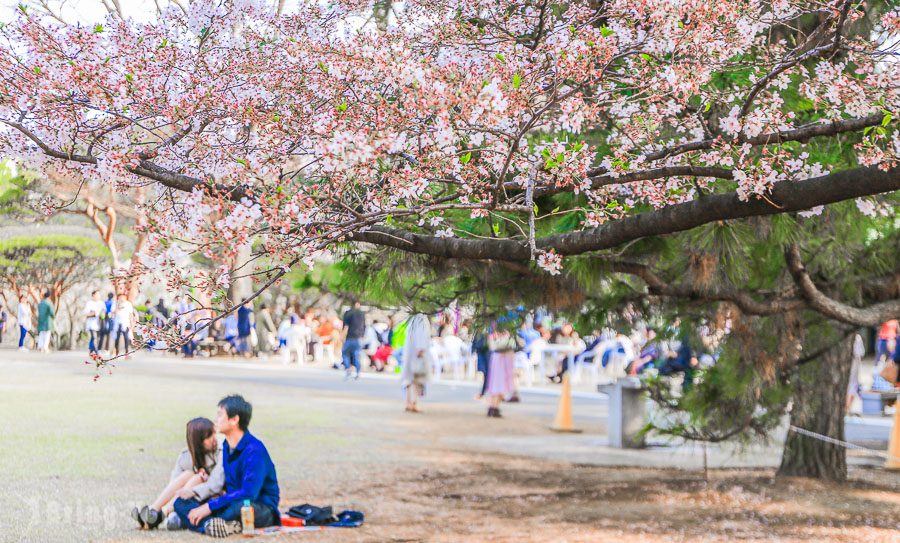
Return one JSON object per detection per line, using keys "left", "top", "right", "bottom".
{"left": 228, "top": 243, "right": 253, "bottom": 306}
{"left": 777, "top": 329, "right": 852, "bottom": 480}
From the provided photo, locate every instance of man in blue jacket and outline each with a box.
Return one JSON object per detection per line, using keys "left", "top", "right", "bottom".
{"left": 174, "top": 395, "right": 280, "bottom": 537}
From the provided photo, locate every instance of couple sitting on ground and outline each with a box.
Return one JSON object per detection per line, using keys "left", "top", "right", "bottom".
{"left": 131, "top": 394, "right": 281, "bottom": 538}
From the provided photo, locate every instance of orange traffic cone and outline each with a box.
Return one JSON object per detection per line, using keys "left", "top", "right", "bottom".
{"left": 887, "top": 403, "right": 900, "bottom": 470}
{"left": 550, "top": 373, "right": 582, "bottom": 433}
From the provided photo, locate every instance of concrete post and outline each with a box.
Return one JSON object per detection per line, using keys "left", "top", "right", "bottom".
{"left": 598, "top": 377, "right": 647, "bottom": 448}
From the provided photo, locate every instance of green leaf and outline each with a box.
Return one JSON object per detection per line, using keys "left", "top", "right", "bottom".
{"left": 703, "top": 102, "right": 711, "bottom": 112}
{"left": 495, "top": 52, "right": 505, "bottom": 63}
{"left": 512, "top": 73, "right": 522, "bottom": 89}
{"left": 32, "top": 66, "right": 41, "bottom": 74}
{"left": 336, "top": 101, "right": 348, "bottom": 112}
{"left": 125, "top": 73, "right": 133, "bottom": 82}
{"left": 599, "top": 25, "right": 613, "bottom": 38}
{"left": 640, "top": 53, "right": 652, "bottom": 61}
{"left": 459, "top": 152, "right": 472, "bottom": 165}
{"left": 94, "top": 24, "right": 104, "bottom": 33}
{"left": 317, "top": 61, "right": 328, "bottom": 73}
{"left": 492, "top": 222, "right": 500, "bottom": 236}
{"left": 882, "top": 113, "right": 893, "bottom": 127}
{"left": 555, "top": 152, "right": 564, "bottom": 163}
{"left": 541, "top": 148, "right": 551, "bottom": 159}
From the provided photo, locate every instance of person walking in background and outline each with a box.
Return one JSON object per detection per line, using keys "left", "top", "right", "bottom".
{"left": 255, "top": 304, "right": 277, "bottom": 355}
{"left": 485, "top": 328, "right": 517, "bottom": 418}
{"left": 472, "top": 329, "right": 490, "bottom": 400}
{"left": 156, "top": 297, "right": 170, "bottom": 321}
{"left": 400, "top": 314, "right": 432, "bottom": 413}
{"left": 36, "top": 291, "right": 55, "bottom": 353}
{"left": 16, "top": 294, "right": 32, "bottom": 351}
{"left": 84, "top": 290, "right": 104, "bottom": 356}
{"left": 341, "top": 301, "right": 366, "bottom": 380}
{"left": 876, "top": 319, "right": 899, "bottom": 364}
{"left": 0, "top": 301, "right": 7, "bottom": 344}
{"left": 847, "top": 333, "right": 865, "bottom": 414}
{"left": 98, "top": 292, "right": 115, "bottom": 353}
{"left": 235, "top": 303, "right": 254, "bottom": 358}
{"left": 113, "top": 293, "right": 136, "bottom": 357}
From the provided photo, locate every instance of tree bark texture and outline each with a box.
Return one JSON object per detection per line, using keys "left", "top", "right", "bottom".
{"left": 778, "top": 331, "right": 852, "bottom": 480}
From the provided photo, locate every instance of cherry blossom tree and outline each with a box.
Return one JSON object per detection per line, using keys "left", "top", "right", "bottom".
{"left": 0, "top": 0, "right": 897, "bottom": 346}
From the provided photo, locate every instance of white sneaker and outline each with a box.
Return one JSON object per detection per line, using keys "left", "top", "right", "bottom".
{"left": 18, "top": 347, "right": 28, "bottom": 352}
{"left": 165, "top": 512, "right": 182, "bottom": 531}
{"left": 204, "top": 518, "right": 242, "bottom": 538}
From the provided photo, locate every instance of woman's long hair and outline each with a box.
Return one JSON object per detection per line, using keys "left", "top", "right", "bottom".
{"left": 186, "top": 417, "right": 216, "bottom": 473}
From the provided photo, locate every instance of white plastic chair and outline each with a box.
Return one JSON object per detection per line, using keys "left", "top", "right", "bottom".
{"left": 515, "top": 339, "right": 549, "bottom": 386}
{"left": 429, "top": 342, "right": 447, "bottom": 381}
{"left": 440, "top": 335, "right": 468, "bottom": 381}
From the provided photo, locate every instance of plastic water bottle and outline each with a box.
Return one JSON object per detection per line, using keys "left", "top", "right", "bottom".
{"left": 241, "top": 500, "right": 255, "bottom": 535}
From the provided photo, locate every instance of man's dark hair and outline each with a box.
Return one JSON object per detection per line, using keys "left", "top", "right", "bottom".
{"left": 218, "top": 394, "right": 252, "bottom": 431}
{"left": 107, "top": 293, "right": 114, "bottom": 299}
{"left": 43, "top": 290, "right": 51, "bottom": 299}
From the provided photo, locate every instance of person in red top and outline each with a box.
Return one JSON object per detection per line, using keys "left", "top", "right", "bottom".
{"left": 876, "top": 319, "right": 899, "bottom": 363}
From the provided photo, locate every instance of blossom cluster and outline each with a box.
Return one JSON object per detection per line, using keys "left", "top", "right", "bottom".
{"left": 0, "top": 0, "right": 894, "bottom": 298}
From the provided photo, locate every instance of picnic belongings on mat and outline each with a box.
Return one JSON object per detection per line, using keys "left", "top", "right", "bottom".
{"left": 286, "top": 504, "right": 365, "bottom": 528}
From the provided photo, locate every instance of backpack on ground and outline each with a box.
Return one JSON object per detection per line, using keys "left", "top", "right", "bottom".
{"left": 286, "top": 504, "right": 337, "bottom": 526}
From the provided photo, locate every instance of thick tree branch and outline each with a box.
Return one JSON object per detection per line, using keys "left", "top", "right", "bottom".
{"left": 606, "top": 261, "right": 803, "bottom": 316}
{"left": 785, "top": 244, "right": 900, "bottom": 327}
{"left": 351, "top": 165, "right": 900, "bottom": 261}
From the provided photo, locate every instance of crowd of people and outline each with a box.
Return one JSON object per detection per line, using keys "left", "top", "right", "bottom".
{"left": 4, "top": 289, "right": 896, "bottom": 418}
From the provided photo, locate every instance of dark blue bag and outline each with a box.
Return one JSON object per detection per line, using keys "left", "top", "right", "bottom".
{"left": 329, "top": 510, "right": 364, "bottom": 527}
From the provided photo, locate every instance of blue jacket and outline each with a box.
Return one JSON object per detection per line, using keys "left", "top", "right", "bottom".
{"left": 237, "top": 306, "right": 253, "bottom": 337}
{"left": 207, "top": 432, "right": 280, "bottom": 513}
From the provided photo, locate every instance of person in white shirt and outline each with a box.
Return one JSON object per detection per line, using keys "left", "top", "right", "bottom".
{"left": 16, "top": 294, "right": 32, "bottom": 351}
{"left": 112, "top": 293, "right": 136, "bottom": 357}
{"left": 84, "top": 290, "right": 105, "bottom": 355}
{"left": 177, "top": 295, "right": 195, "bottom": 329}
{"left": 282, "top": 314, "right": 311, "bottom": 365}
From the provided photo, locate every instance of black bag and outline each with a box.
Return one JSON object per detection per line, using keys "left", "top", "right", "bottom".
{"left": 286, "top": 504, "right": 337, "bottom": 526}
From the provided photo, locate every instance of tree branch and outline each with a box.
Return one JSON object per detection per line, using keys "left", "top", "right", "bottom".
{"left": 785, "top": 244, "right": 900, "bottom": 327}
{"left": 351, "top": 165, "right": 900, "bottom": 261}
{"left": 606, "top": 261, "right": 804, "bottom": 316}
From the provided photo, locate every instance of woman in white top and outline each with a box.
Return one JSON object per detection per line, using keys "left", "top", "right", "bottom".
{"left": 112, "top": 293, "right": 136, "bottom": 356}
{"left": 84, "top": 290, "right": 104, "bottom": 355}
{"left": 16, "top": 294, "right": 32, "bottom": 351}
{"left": 131, "top": 417, "right": 224, "bottom": 531}
{"left": 847, "top": 333, "right": 864, "bottom": 413}
{"left": 400, "top": 314, "right": 432, "bottom": 413}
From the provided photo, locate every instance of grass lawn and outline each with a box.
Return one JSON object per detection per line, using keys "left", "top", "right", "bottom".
{"left": 3, "top": 353, "right": 899, "bottom": 542}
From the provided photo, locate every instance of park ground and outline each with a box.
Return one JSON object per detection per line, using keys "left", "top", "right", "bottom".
{"left": 2, "top": 348, "right": 899, "bottom": 542}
